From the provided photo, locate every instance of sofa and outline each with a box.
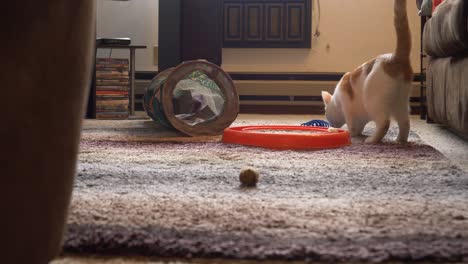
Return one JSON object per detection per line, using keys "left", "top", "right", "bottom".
{"left": 423, "top": 0, "right": 468, "bottom": 138}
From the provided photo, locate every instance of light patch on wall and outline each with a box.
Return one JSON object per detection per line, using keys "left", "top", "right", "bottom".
{"left": 97, "top": 0, "right": 159, "bottom": 71}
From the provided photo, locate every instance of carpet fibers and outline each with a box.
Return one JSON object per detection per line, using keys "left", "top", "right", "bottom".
{"left": 64, "top": 119, "right": 468, "bottom": 263}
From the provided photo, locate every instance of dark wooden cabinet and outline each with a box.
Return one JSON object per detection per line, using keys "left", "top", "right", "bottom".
{"left": 158, "top": 0, "right": 183, "bottom": 71}
{"left": 181, "top": 0, "right": 223, "bottom": 65}
{"left": 159, "top": 0, "right": 222, "bottom": 71}
{"left": 223, "top": 0, "right": 311, "bottom": 48}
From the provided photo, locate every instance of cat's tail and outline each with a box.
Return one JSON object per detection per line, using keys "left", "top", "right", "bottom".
{"left": 393, "top": 0, "right": 411, "bottom": 61}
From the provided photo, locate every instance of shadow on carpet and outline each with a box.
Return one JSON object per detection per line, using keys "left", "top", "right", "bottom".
{"left": 64, "top": 120, "right": 468, "bottom": 263}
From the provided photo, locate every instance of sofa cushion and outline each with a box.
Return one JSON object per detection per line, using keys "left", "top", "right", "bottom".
{"left": 427, "top": 56, "right": 468, "bottom": 138}
{"left": 423, "top": 0, "right": 468, "bottom": 58}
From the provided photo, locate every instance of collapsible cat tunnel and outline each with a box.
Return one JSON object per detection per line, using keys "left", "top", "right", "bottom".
{"left": 144, "top": 60, "right": 239, "bottom": 136}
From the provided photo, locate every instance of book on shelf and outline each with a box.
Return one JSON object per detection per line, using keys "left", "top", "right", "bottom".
{"left": 96, "top": 59, "right": 129, "bottom": 67}
{"left": 96, "top": 76, "right": 130, "bottom": 81}
{"left": 96, "top": 90, "right": 129, "bottom": 96}
{"left": 96, "top": 96, "right": 129, "bottom": 101}
{"left": 96, "top": 68, "right": 129, "bottom": 73}
{"left": 96, "top": 72, "right": 129, "bottom": 78}
{"left": 96, "top": 106, "right": 129, "bottom": 112}
{"left": 95, "top": 66, "right": 129, "bottom": 71}
{"left": 96, "top": 99, "right": 129, "bottom": 106}
{"left": 96, "top": 80, "right": 130, "bottom": 86}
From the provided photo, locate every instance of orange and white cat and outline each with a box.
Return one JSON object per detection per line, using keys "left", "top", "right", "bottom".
{"left": 322, "top": 0, "right": 413, "bottom": 143}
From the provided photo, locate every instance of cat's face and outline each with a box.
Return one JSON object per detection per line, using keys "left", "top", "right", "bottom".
{"left": 321, "top": 91, "right": 345, "bottom": 128}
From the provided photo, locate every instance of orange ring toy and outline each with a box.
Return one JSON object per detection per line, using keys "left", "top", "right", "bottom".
{"left": 222, "top": 125, "right": 351, "bottom": 150}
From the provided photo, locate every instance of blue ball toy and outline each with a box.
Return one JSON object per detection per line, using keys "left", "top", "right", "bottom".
{"left": 301, "top": 119, "right": 330, "bottom": 128}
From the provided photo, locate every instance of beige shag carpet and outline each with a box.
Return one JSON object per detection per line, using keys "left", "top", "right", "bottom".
{"left": 64, "top": 118, "right": 468, "bottom": 263}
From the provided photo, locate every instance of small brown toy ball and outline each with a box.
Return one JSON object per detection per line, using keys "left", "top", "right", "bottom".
{"left": 239, "top": 167, "right": 259, "bottom": 187}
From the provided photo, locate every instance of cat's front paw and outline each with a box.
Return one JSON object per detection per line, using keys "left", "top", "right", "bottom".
{"left": 350, "top": 131, "right": 363, "bottom": 137}
{"left": 365, "top": 137, "right": 380, "bottom": 144}
{"left": 396, "top": 137, "right": 408, "bottom": 144}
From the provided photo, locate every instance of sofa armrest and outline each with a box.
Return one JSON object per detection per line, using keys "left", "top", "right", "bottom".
{"left": 423, "top": 0, "right": 468, "bottom": 58}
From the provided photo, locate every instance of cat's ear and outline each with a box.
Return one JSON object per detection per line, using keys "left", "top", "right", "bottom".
{"left": 321, "top": 91, "right": 332, "bottom": 105}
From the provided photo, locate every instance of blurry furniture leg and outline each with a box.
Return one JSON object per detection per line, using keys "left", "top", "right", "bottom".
{"left": 130, "top": 47, "right": 136, "bottom": 115}
{"left": 0, "top": 1, "right": 95, "bottom": 263}
{"left": 86, "top": 43, "right": 97, "bottom": 119}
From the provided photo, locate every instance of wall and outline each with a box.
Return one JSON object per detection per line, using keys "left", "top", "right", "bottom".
{"left": 97, "top": 0, "right": 421, "bottom": 73}
{"left": 222, "top": 0, "right": 421, "bottom": 73}
{"left": 96, "top": 0, "right": 158, "bottom": 72}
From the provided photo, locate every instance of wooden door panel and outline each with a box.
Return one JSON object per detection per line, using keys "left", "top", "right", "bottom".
{"left": 225, "top": 3, "right": 243, "bottom": 41}
{"left": 265, "top": 4, "right": 283, "bottom": 41}
{"left": 286, "top": 3, "right": 305, "bottom": 41}
{"left": 244, "top": 4, "right": 263, "bottom": 41}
